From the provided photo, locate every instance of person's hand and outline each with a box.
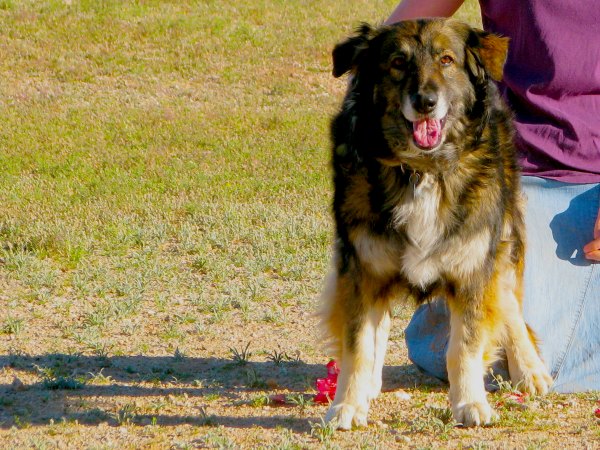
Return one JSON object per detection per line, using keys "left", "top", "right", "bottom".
{"left": 583, "top": 206, "right": 600, "bottom": 261}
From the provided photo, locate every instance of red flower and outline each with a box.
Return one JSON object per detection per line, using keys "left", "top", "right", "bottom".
{"left": 594, "top": 407, "right": 600, "bottom": 418}
{"left": 314, "top": 360, "right": 339, "bottom": 404}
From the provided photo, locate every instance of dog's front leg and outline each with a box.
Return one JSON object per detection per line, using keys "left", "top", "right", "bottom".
{"left": 325, "top": 298, "right": 391, "bottom": 430}
{"left": 447, "top": 303, "right": 498, "bottom": 427}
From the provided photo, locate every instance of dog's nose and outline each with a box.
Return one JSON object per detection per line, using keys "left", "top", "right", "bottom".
{"left": 412, "top": 91, "right": 438, "bottom": 114}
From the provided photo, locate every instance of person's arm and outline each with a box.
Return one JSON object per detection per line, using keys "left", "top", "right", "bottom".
{"left": 385, "top": 0, "right": 466, "bottom": 24}
{"left": 583, "top": 207, "right": 600, "bottom": 261}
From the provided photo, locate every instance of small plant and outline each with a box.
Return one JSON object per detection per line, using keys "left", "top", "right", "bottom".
{"left": 409, "top": 406, "right": 457, "bottom": 437}
{"left": 310, "top": 416, "right": 337, "bottom": 443}
{"left": 87, "top": 369, "right": 113, "bottom": 385}
{"left": 35, "top": 364, "right": 86, "bottom": 390}
{"left": 490, "top": 371, "right": 520, "bottom": 394}
{"left": 250, "top": 394, "right": 271, "bottom": 407}
{"left": 115, "top": 403, "right": 137, "bottom": 426}
{"left": 198, "top": 406, "right": 217, "bottom": 426}
{"left": 201, "top": 431, "right": 236, "bottom": 449}
{"left": 245, "top": 367, "right": 266, "bottom": 389}
{"left": 286, "top": 393, "right": 313, "bottom": 410}
{"left": 266, "top": 348, "right": 291, "bottom": 365}
{"left": 173, "top": 347, "right": 186, "bottom": 361}
{"left": 13, "top": 414, "right": 31, "bottom": 429}
{"left": 229, "top": 342, "right": 252, "bottom": 366}
{"left": 43, "top": 376, "right": 85, "bottom": 390}
{"left": 3, "top": 317, "right": 24, "bottom": 335}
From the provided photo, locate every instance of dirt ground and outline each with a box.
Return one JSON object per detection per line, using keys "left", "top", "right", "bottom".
{"left": 2, "top": 304, "right": 600, "bottom": 449}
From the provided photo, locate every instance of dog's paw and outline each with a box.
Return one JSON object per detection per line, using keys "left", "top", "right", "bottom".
{"left": 452, "top": 401, "right": 498, "bottom": 427}
{"left": 325, "top": 403, "right": 369, "bottom": 430}
{"left": 514, "top": 364, "right": 553, "bottom": 395}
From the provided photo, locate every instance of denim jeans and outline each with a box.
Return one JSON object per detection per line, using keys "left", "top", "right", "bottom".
{"left": 405, "top": 176, "right": 600, "bottom": 392}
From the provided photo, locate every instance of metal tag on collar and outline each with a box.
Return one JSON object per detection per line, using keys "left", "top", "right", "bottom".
{"left": 409, "top": 171, "right": 421, "bottom": 198}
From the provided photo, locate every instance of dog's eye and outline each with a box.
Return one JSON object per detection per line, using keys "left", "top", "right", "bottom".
{"left": 390, "top": 55, "right": 406, "bottom": 69}
{"left": 440, "top": 55, "right": 454, "bottom": 66}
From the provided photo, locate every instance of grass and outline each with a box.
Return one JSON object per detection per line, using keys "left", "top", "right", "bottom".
{"left": 1, "top": 1, "right": 598, "bottom": 449}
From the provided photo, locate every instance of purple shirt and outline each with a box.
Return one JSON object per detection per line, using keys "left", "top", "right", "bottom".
{"left": 480, "top": 0, "right": 600, "bottom": 183}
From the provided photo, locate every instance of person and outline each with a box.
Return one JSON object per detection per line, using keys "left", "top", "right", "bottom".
{"left": 385, "top": 0, "right": 600, "bottom": 392}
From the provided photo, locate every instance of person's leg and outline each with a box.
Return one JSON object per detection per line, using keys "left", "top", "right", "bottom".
{"left": 405, "top": 297, "right": 449, "bottom": 380}
{"left": 519, "top": 177, "right": 600, "bottom": 392}
{"left": 404, "top": 176, "right": 600, "bottom": 392}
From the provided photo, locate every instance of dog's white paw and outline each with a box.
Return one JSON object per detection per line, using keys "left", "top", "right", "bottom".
{"left": 514, "top": 364, "right": 553, "bottom": 395}
{"left": 452, "top": 401, "right": 498, "bottom": 427}
{"left": 325, "top": 403, "right": 369, "bottom": 430}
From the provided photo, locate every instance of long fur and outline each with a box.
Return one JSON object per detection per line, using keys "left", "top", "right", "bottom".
{"left": 319, "top": 19, "right": 552, "bottom": 429}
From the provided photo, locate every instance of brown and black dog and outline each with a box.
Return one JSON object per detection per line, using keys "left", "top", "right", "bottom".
{"left": 319, "top": 19, "right": 552, "bottom": 428}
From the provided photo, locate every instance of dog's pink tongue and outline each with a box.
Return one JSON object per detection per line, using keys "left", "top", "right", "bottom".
{"left": 413, "top": 118, "right": 441, "bottom": 148}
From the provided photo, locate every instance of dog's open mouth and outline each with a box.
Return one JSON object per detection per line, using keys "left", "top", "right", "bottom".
{"left": 411, "top": 117, "right": 446, "bottom": 150}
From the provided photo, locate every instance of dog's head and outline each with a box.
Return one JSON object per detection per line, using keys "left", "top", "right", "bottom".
{"left": 332, "top": 19, "right": 508, "bottom": 167}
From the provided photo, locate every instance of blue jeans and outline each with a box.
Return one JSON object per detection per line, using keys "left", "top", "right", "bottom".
{"left": 405, "top": 176, "right": 600, "bottom": 392}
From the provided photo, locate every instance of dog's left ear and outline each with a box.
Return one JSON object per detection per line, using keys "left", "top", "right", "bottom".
{"left": 466, "top": 29, "right": 509, "bottom": 82}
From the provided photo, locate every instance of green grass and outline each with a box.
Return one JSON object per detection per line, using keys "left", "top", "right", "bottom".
{"left": 1, "top": 0, "right": 368, "bottom": 356}
{"left": 0, "top": 1, "right": 483, "bottom": 358}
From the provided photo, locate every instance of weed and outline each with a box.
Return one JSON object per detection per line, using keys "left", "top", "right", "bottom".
{"left": 263, "top": 428, "right": 305, "bottom": 450}
{"left": 229, "top": 342, "right": 252, "bottom": 366}
{"left": 173, "top": 347, "right": 186, "bottom": 361}
{"left": 201, "top": 431, "right": 236, "bottom": 449}
{"left": 14, "top": 414, "right": 32, "bottom": 429}
{"left": 467, "top": 443, "right": 489, "bottom": 450}
{"left": 490, "top": 371, "right": 521, "bottom": 394}
{"left": 245, "top": 367, "right": 267, "bottom": 389}
{"left": 525, "top": 440, "right": 548, "bottom": 450}
{"left": 87, "top": 369, "right": 113, "bottom": 385}
{"left": 198, "top": 405, "right": 217, "bottom": 426}
{"left": 250, "top": 394, "right": 271, "bottom": 407}
{"left": 115, "top": 403, "right": 138, "bottom": 426}
{"left": 286, "top": 393, "right": 313, "bottom": 410}
{"left": 42, "top": 376, "right": 85, "bottom": 390}
{"left": 2, "top": 317, "right": 25, "bottom": 335}
{"left": 310, "top": 416, "right": 337, "bottom": 443}
{"left": 408, "top": 406, "right": 457, "bottom": 438}
{"left": 266, "top": 348, "right": 292, "bottom": 365}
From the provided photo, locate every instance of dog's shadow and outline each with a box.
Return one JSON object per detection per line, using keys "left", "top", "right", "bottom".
{"left": 0, "top": 353, "right": 443, "bottom": 431}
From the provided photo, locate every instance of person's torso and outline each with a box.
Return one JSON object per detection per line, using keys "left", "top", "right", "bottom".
{"left": 480, "top": 0, "right": 600, "bottom": 183}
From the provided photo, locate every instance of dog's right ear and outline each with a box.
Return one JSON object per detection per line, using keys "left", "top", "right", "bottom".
{"left": 332, "top": 23, "right": 374, "bottom": 78}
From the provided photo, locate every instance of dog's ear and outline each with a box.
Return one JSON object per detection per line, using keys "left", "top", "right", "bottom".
{"left": 465, "top": 29, "right": 509, "bottom": 82}
{"left": 332, "top": 23, "right": 375, "bottom": 78}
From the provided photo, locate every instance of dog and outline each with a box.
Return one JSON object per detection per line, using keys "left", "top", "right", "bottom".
{"left": 319, "top": 18, "right": 552, "bottom": 429}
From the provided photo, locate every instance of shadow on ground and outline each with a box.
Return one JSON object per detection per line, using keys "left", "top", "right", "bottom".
{"left": 0, "top": 353, "right": 445, "bottom": 430}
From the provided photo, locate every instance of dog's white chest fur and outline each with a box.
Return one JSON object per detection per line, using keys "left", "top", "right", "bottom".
{"left": 352, "top": 173, "right": 490, "bottom": 290}
{"left": 392, "top": 174, "right": 444, "bottom": 288}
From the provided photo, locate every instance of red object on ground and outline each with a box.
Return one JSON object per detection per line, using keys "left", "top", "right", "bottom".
{"left": 314, "top": 360, "right": 339, "bottom": 404}
{"left": 504, "top": 391, "right": 528, "bottom": 404}
{"left": 269, "top": 394, "right": 288, "bottom": 405}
